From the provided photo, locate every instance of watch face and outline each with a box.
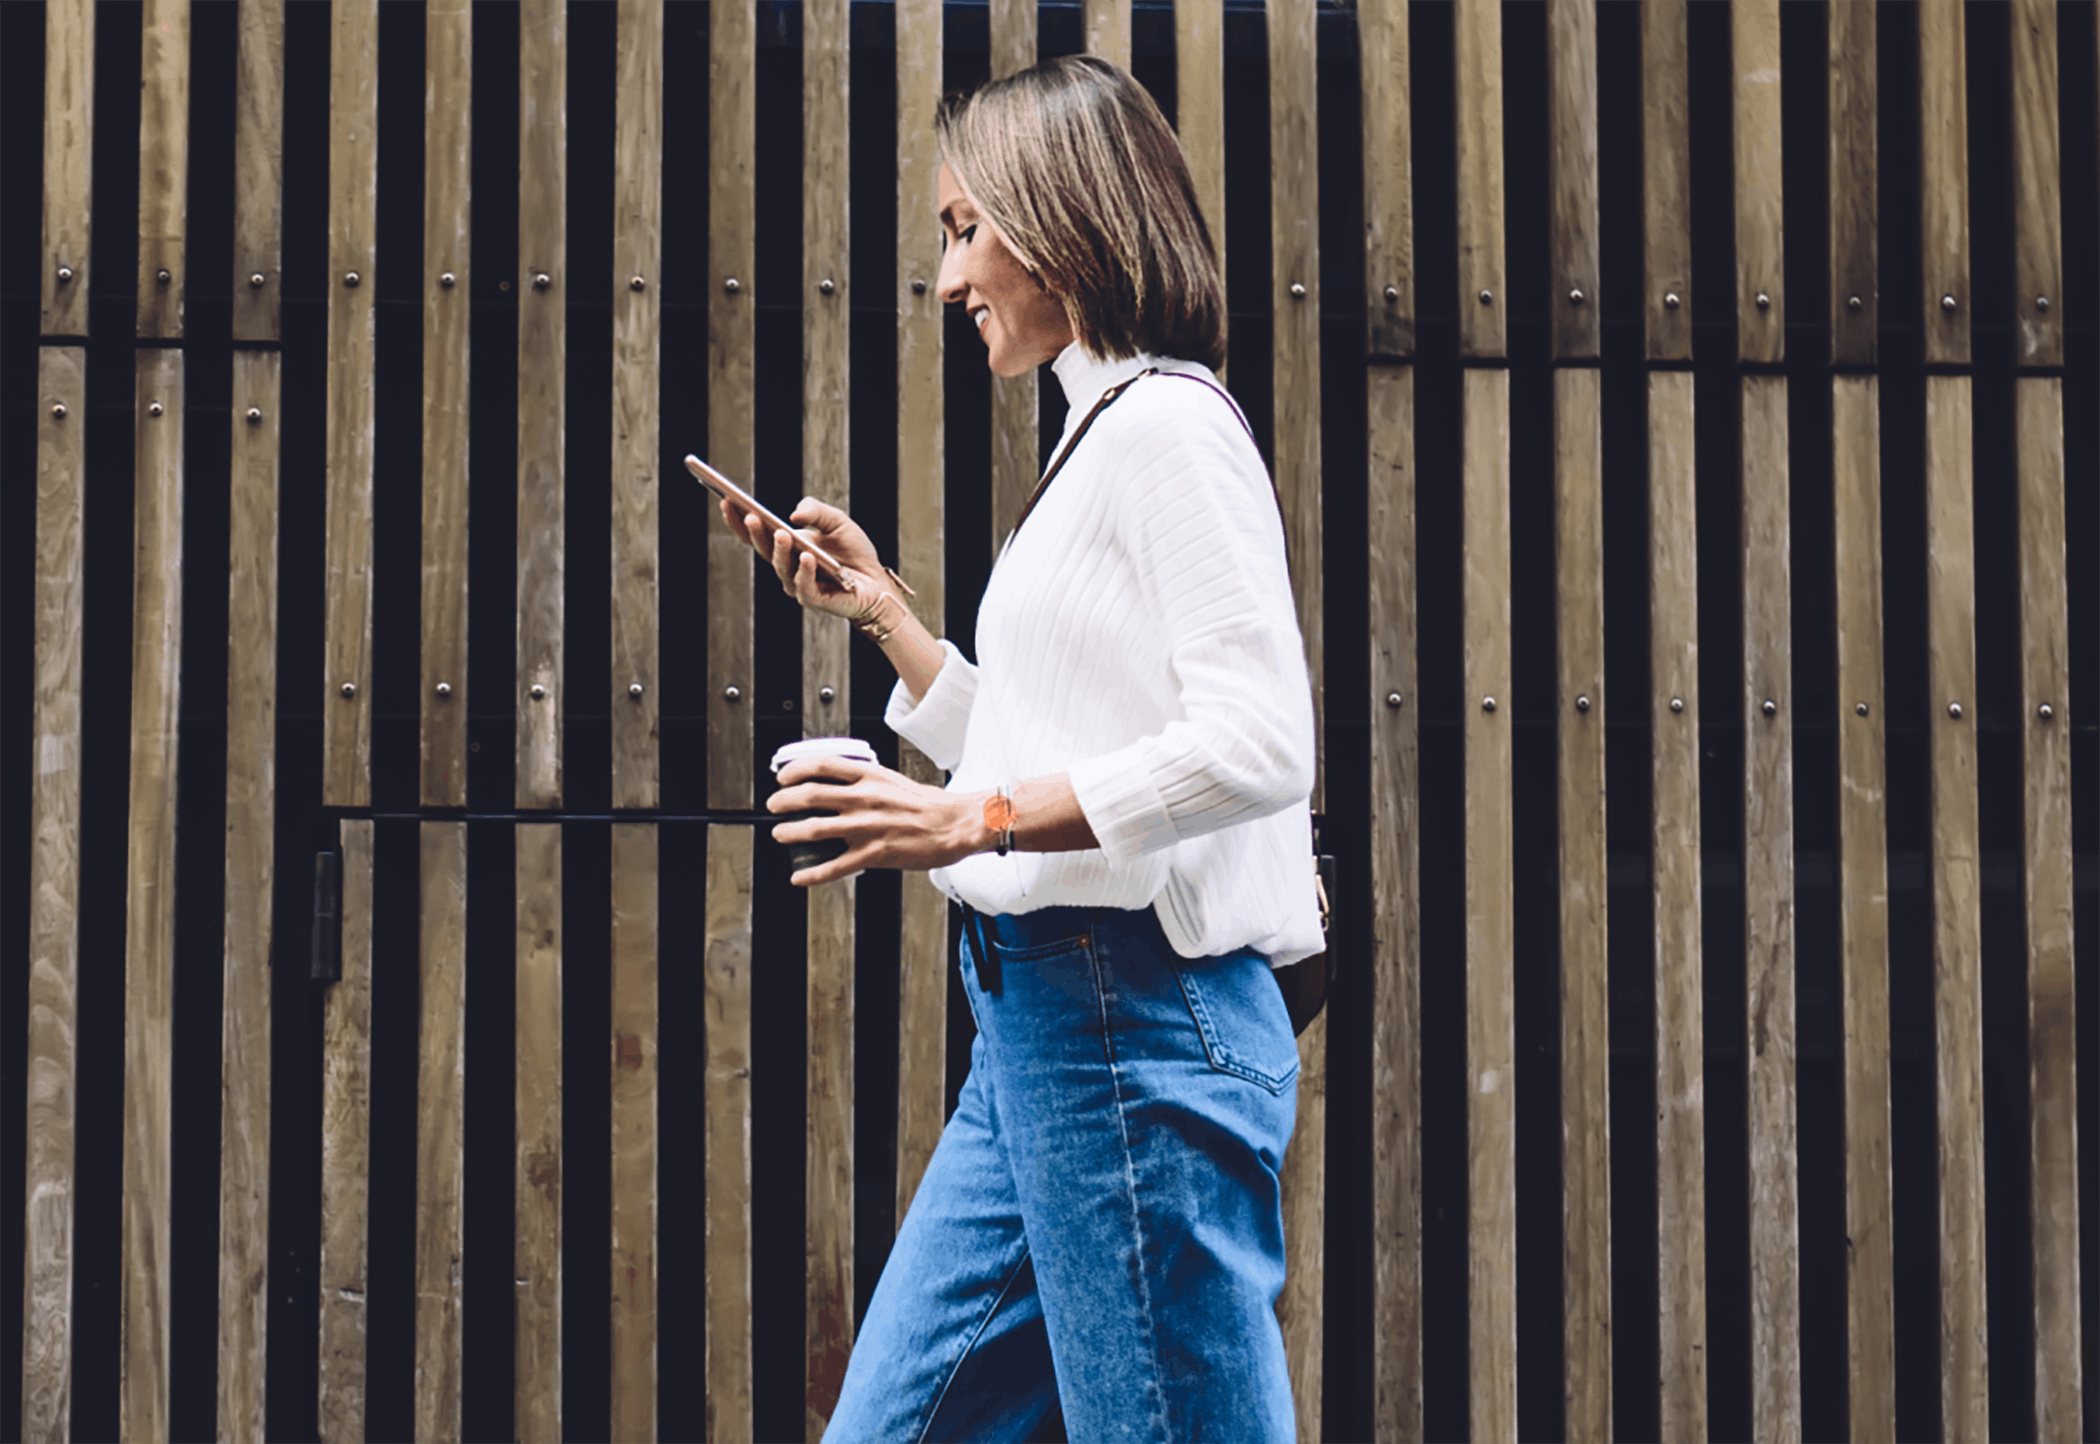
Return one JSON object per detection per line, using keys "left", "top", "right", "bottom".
{"left": 985, "top": 795, "right": 1017, "bottom": 828}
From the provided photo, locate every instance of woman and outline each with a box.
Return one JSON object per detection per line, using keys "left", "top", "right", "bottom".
{"left": 720, "top": 54, "right": 1321, "bottom": 1444}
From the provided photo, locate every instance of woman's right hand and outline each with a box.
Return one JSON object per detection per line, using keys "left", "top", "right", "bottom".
{"left": 720, "top": 494, "right": 894, "bottom": 624}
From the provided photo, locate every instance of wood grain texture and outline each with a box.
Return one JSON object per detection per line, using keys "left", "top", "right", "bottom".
{"left": 1547, "top": 0, "right": 1600, "bottom": 360}
{"left": 2008, "top": 0, "right": 2063, "bottom": 368}
{"left": 136, "top": 0, "right": 189, "bottom": 339}
{"left": 1918, "top": 0, "right": 1969, "bottom": 366}
{"left": 517, "top": 0, "right": 567, "bottom": 809}
{"left": 1366, "top": 363, "right": 1422, "bottom": 1444}
{"left": 707, "top": 0, "right": 757, "bottom": 813}
{"left": 219, "top": 349, "right": 282, "bottom": 1444}
{"left": 989, "top": 0, "right": 1038, "bottom": 559}
{"left": 1826, "top": 0, "right": 1875, "bottom": 364}
{"left": 1360, "top": 0, "right": 1411, "bottom": 359}
{"left": 1083, "top": 0, "right": 1130, "bottom": 68}
{"left": 1742, "top": 373, "right": 1800, "bottom": 1444}
{"left": 704, "top": 826, "right": 756, "bottom": 1443}
{"left": 1176, "top": 0, "right": 1227, "bottom": 326}
{"left": 515, "top": 825, "right": 564, "bottom": 1443}
{"left": 230, "top": 0, "right": 284, "bottom": 343}
{"left": 805, "top": 871, "right": 856, "bottom": 1443}
{"left": 23, "top": 347, "right": 87, "bottom": 1444}
{"left": 1554, "top": 367, "right": 1610, "bottom": 1443}
{"left": 894, "top": 0, "right": 949, "bottom": 1232}
{"left": 2013, "top": 377, "right": 2083, "bottom": 1440}
{"left": 421, "top": 0, "right": 472, "bottom": 807}
{"left": 1640, "top": 0, "right": 1692, "bottom": 360}
{"left": 122, "top": 348, "right": 184, "bottom": 1444}
{"left": 323, "top": 0, "right": 378, "bottom": 807}
{"left": 1463, "top": 366, "right": 1515, "bottom": 1443}
{"left": 991, "top": 0, "right": 1036, "bottom": 78}
{"left": 40, "top": 0, "right": 93, "bottom": 336}
{"left": 612, "top": 0, "right": 664, "bottom": 810}
{"left": 414, "top": 823, "right": 468, "bottom": 1443}
{"left": 1832, "top": 373, "right": 1895, "bottom": 1443}
{"left": 317, "top": 821, "right": 375, "bottom": 1444}
{"left": 1923, "top": 376, "right": 1988, "bottom": 1443}
{"left": 1454, "top": 0, "right": 1505, "bottom": 359}
{"left": 1647, "top": 368, "right": 1706, "bottom": 1440}
{"left": 1730, "top": 0, "right": 1782, "bottom": 363}
{"left": 610, "top": 824, "right": 659, "bottom": 1442}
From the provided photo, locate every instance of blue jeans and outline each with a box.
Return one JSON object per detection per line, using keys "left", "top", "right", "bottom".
{"left": 822, "top": 902, "right": 1300, "bottom": 1444}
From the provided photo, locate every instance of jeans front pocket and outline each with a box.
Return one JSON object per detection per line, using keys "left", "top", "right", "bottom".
{"left": 1171, "top": 952, "right": 1301, "bottom": 1096}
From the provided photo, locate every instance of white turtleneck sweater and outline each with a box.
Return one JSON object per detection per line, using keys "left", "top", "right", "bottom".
{"left": 882, "top": 343, "right": 1326, "bottom": 970}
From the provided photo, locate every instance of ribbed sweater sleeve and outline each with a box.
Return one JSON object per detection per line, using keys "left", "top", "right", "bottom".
{"left": 882, "top": 637, "right": 978, "bottom": 773}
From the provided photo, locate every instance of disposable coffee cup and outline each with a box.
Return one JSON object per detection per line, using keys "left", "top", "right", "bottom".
{"left": 769, "top": 736, "right": 879, "bottom": 877}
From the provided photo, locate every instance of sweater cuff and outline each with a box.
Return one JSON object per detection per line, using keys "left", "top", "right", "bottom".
{"left": 1067, "top": 746, "right": 1182, "bottom": 865}
{"left": 883, "top": 637, "right": 975, "bottom": 772}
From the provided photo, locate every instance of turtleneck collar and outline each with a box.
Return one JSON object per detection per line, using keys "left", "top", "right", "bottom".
{"left": 1049, "top": 342, "right": 1159, "bottom": 421}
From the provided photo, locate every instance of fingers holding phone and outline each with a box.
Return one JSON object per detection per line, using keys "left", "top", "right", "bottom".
{"left": 719, "top": 494, "right": 890, "bottom": 623}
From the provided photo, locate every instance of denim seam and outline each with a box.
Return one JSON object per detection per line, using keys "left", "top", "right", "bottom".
{"left": 914, "top": 1243, "right": 1037, "bottom": 1444}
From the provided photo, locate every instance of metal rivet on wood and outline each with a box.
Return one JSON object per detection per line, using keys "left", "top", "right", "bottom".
{"left": 344, "top": 271, "right": 361, "bottom": 287}
{"left": 1384, "top": 285, "right": 1399, "bottom": 302}
{"left": 1664, "top": 291, "right": 1681, "bottom": 309}
{"left": 1762, "top": 698, "right": 1777, "bottom": 717}
{"left": 250, "top": 272, "right": 266, "bottom": 287}
{"left": 1947, "top": 701, "right": 1962, "bottom": 719}
{"left": 1941, "top": 294, "right": 1956, "bottom": 312}
{"left": 630, "top": 275, "right": 646, "bottom": 291}
{"left": 1482, "top": 696, "right": 1497, "bottom": 713}
{"left": 534, "top": 273, "right": 551, "bottom": 289}
{"left": 1670, "top": 696, "right": 1684, "bottom": 713}
{"left": 2038, "top": 703, "right": 2054, "bottom": 721}
{"left": 1576, "top": 695, "right": 1591, "bottom": 713}
{"left": 530, "top": 683, "right": 547, "bottom": 700}
{"left": 440, "top": 272, "right": 457, "bottom": 288}
{"left": 819, "top": 278, "right": 835, "bottom": 294}
{"left": 436, "top": 682, "right": 452, "bottom": 698}
{"left": 1291, "top": 282, "right": 1306, "bottom": 298}
{"left": 340, "top": 682, "right": 357, "bottom": 699}
{"left": 1386, "top": 692, "right": 1403, "bottom": 708}
{"left": 912, "top": 279, "right": 927, "bottom": 294}
{"left": 1478, "top": 289, "right": 1493, "bottom": 305}
{"left": 724, "top": 277, "right": 741, "bottom": 294}
{"left": 1755, "top": 292, "right": 1770, "bottom": 309}
{"left": 57, "top": 265, "right": 74, "bottom": 283}
{"left": 1856, "top": 702, "right": 1869, "bottom": 716}
{"left": 157, "top": 268, "right": 172, "bottom": 284}
{"left": 2035, "top": 296, "right": 2050, "bottom": 313}
{"left": 246, "top": 408, "right": 262, "bottom": 424}
{"left": 1569, "top": 288, "right": 1585, "bottom": 305}
{"left": 148, "top": 401, "right": 165, "bottom": 417}
{"left": 1848, "top": 295, "right": 1862, "bottom": 311}
{"left": 50, "top": 403, "right": 66, "bottom": 419}
{"left": 819, "top": 686, "right": 836, "bottom": 703}
{"left": 723, "top": 685, "right": 741, "bottom": 702}
{"left": 629, "top": 683, "right": 644, "bottom": 699}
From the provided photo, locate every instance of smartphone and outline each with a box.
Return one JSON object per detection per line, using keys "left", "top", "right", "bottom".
{"left": 686, "top": 454, "right": 851, "bottom": 587}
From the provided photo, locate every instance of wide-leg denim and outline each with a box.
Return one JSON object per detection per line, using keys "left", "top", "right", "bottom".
{"left": 821, "top": 902, "right": 1300, "bottom": 1444}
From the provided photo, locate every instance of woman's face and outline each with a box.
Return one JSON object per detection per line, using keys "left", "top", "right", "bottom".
{"left": 936, "top": 163, "right": 1074, "bottom": 377}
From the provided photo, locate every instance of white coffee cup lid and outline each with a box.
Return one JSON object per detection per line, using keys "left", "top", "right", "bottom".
{"left": 770, "top": 736, "right": 878, "bottom": 774}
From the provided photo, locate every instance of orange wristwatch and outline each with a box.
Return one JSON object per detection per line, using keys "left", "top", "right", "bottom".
{"left": 983, "top": 785, "right": 1017, "bottom": 856}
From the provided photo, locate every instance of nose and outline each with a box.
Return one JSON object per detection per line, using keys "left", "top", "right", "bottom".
{"left": 935, "top": 239, "right": 968, "bottom": 306}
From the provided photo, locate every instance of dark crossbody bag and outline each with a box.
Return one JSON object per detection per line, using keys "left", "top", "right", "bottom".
{"left": 1001, "top": 367, "right": 1336, "bottom": 1038}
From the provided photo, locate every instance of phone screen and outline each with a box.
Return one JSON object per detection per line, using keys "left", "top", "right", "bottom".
{"left": 686, "top": 454, "right": 851, "bottom": 586}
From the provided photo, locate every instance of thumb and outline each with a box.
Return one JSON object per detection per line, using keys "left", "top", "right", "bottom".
{"left": 791, "top": 496, "right": 822, "bottom": 521}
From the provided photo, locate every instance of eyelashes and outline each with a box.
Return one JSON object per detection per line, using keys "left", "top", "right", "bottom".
{"left": 942, "top": 223, "right": 978, "bottom": 253}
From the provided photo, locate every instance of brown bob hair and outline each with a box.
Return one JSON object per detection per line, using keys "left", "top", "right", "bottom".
{"left": 936, "top": 55, "right": 1228, "bottom": 373}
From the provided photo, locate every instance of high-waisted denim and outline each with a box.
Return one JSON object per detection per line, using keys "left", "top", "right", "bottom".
{"left": 821, "top": 901, "right": 1300, "bottom": 1444}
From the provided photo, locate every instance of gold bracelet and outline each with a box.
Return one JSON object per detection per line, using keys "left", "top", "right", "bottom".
{"left": 853, "top": 592, "right": 899, "bottom": 644}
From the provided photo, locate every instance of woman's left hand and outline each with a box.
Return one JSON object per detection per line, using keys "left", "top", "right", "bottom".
{"left": 767, "top": 756, "right": 977, "bottom": 887}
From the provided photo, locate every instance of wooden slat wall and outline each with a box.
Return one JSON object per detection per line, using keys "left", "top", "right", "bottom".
{"left": 231, "top": 0, "right": 283, "bottom": 345}
{"left": 518, "top": 0, "right": 567, "bottom": 809}
{"left": 1640, "top": 0, "right": 1690, "bottom": 363}
{"left": 988, "top": 0, "right": 1036, "bottom": 553}
{"left": 609, "top": 823, "right": 659, "bottom": 1440}
{"left": 414, "top": 824, "right": 468, "bottom": 1442}
{"left": 2008, "top": 0, "right": 2062, "bottom": 370}
{"left": 1918, "top": 2, "right": 1968, "bottom": 367}
{"left": 1083, "top": 0, "right": 1130, "bottom": 69}
{"left": 317, "top": 823, "right": 375, "bottom": 1444}
{"left": 38, "top": 0, "right": 92, "bottom": 340}
{"left": 703, "top": 831, "right": 756, "bottom": 1441}
{"left": 515, "top": 826, "right": 564, "bottom": 1442}
{"left": 1173, "top": 0, "right": 1224, "bottom": 298}
{"left": 136, "top": 0, "right": 188, "bottom": 342}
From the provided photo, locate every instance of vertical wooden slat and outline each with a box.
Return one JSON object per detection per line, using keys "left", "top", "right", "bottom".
{"left": 1462, "top": 365, "right": 1516, "bottom": 1444}
{"left": 1648, "top": 367, "right": 1706, "bottom": 1441}
{"left": 1083, "top": 0, "right": 1130, "bottom": 69}
{"left": 612, "top": 0, "right": 663, "bottom": 810}
{"left": 518, "top": 0, "right": 567, "bottom": 809}
{"left": 421, "top": 0, "right": 472, "bottom": 807}
{"left": 23, "top": 347, "right": 87, "bottom": 1444}
{"left": 219, "top": 346, "right": 282, "bottom": 1444}
{"left": 137, "top": 0, "right": 189, "bottom": 340}
{"left": 609, "top": 823, "right": 659, "bottom": 1440}
{"left": 2014, "top": 377, "right": 2083, "bottom": 1441}
{"left": 704, "top": 827, "right": 756, "bottom": 1441}
{"left": 317, "top": 821, "right": 375, "bottom": 1444}
{"left": 39, "top": 0, "right": 93, "bottom": 337}
{"left": 1640, "top": 0, "right": 1691, "bottom": 361}
{"left": 1918, "top": 1, "right": 1969, "bottom": 366}
{"left": 1174, "top": 0, "right": 1226, "bottom": 304}
{"left": 1730, "top": 0, "right": 1782, "bottom": 362}
{"left": 1361, "top": 0, "right": 1410, "bottom": 361}
{"left": 1555, "top": 363, "right": 1610, "bottom": 1444}
{"left": 516, "top": 825, "right": 564, "bottom": 1443}
{"left": 230, "top": 0, "right": 283, "bottom": 345}
{"left": 1454, "top": 0, "right": 1504, "bottom": 360}
{"left": 893, "top": 0, "right": 948, "bottom": 1229}
{"left": 707, "top": 0, "right": 756, "bottom": 815}
{"left": 414, "top": 823, "right": 468, "bottom": 1443}
{"left": 1547, "top": 0, "right": 1599, "bottom": 362}
{"left": 121, "top": 347, "right": 183, "bottom": 1444}
{"left": 323, "top": 0, "right": 378, "bottom": 807}
{"left": 2008, "top": 0, "right": 2062, "bottom": 369}
{"left": 1833, "top": 374, "right": 1895, "bottom": 1441}
{"left": 988, "top": 0, "right": 1038, "bottom": 555}
{"left": 1742, "top": 372, "right": 1800, "bottom": 1444}
{"left": 1925, "top": 375, "right": 1988, "bottom": 1443}
{"left": 1826, "top": 0, "right": 1874, "bottom": 364}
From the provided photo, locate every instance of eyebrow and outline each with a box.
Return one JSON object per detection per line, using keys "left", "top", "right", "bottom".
{"left": 938, "top": 197, "right": 975, "bottom": 232}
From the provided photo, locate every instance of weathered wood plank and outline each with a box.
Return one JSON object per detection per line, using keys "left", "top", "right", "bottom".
{"left": 1924, "top": 374, "right": 1988, "bottom": 1443}
{"left": 1175, "top": 0, "right": 1227, "bottom": 315}
{"left": 518, "top": 0, "right": 567, "bottom": 809}
{"left": 1742, "top": 372, "right": 1799, "bottom": 1444}
{"left": 707, "top": 0, "right": 757, "bottom": 813}
{"left": 1730, "top": 0, "right": 1782, "bottom": 363}
{"left": 2008, "top": 0, "right": 2062, "bottom": 368}
{"left": 1648, "top": 367, "right": 1706, "bottom": 1440}
{"left": 230, "top": 0, "right": 284, "bottom": 344}
{"left": 421, "top": 0, "right": 472, "bottom": 808}
{"left": 137, "top": 0, "right": 190, "bottom": 340}
{"left": 219, "top": 348, "right": 282, "bottom": 1444}
{"left": 610, "top": 823, "right": 659, "bottom": 1441}
{"left": 1547, "top": 0, "right": 1599, "bottom": 361}
{"left": 1826, "top": 0, "right": 1874, "bottom": 364}
{"left": 1832, "top": 373, "right": 1895, "bottom": 1443}
{"left": 40, "top": 0, "right": 93, "bottom": 337}
{"left": 1366, "top": 362, "right": 1421, "bottom": 1444}
{"left": 2013, "top": 377, "right": 2082, "bottom": 1440}
{"left": 415, "top": 823, "right": 468, "bottom": 1443}
{"left": 612, "top": 0, "right": 664, "bottom": 810}
{"left": 805, "top": 867, "right": 856, "bottom": 1444}
{"left": 1083, "top": 0, "right": 1130, "bottom": 69}
{"left": 1555, "top": 365, "right": 1610, "bottom": 1443}
{"left": 1641, "top": 0, "right": 1691, "bottom": 361}
{"left": 988, "top": 0, "right": 1038, "bottom": 556}
{"left": 23, "top": 347, "right": 87, "bottom": 1444}
{"left": 705, "top": 826, "right": 756, "bottom": 1442}
{"left": 1454, "top": 0, "right": 1504, "bottom": 360}
{"left": 1463, "top": 365, "right": 1515, "bottom": 1443}
{"left": 122, "top": 348, "right": 184, "bottom": 1444}
{"left": 317, "top": 821, "right": 375, "bottom": 1444}
{"left": 323, "top": 0, "right": 378, "bottom": 807}
{"left": 1360, "top": 0, "right": 1410, "bottom": 359}
{"left": 991, "top": 0, "right": 1036, "bottom": 79}
{"left": 1918, "top": 0, "right": 1969, "bottom": 367}
{"left": 516, "top": 825, "right": 564, "bottom": 1443}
